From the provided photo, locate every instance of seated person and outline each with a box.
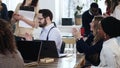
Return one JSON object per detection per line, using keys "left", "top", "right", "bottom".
{"left": 72, "top": 16, "right": 104, "bottom": 66}
{"left": 0, "top": 19, "right": 24, "bottom": 68}
{"left": 90, "top": 16, "right": 120, "bottom": 68}
{"left": 25, "top": 9, "right": 62, "bottom": 53}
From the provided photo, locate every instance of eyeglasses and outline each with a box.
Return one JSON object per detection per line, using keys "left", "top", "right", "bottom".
{"left": 38, "top": 18, "right": 44, "bottom": 20}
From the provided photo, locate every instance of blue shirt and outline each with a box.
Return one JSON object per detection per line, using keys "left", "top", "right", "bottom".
{"left": 40, "top": 23, "right": 62, "bottom": 53}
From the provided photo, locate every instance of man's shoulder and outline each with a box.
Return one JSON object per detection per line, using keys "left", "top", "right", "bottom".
{"left": 51, "top": 27, "right": 60, "bottom": 31}
{"left": 83, "top": 10, "right": 89, "bottom": 14}
{"left": 82, "top": 10, "right": 90, "bottom": 16}
{"left": 1, "top": 3, "right": 7, "bottom": 7}
{"left": 49, "top": 27, "right": 61, "bottom": 35}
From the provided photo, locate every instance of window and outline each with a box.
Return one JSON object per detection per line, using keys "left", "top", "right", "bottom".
{"left": 60, "top": 0, "right": 106, "bottom": 18}
{"left": 3, "top": 0, "right": 106, "bottom": 25}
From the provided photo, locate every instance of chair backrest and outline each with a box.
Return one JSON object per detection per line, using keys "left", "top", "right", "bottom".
{"left": 62, "top": 37, "right": 76, "bottom": 44}
{"left": 62, "top": 37, "right": 76, "bottom": 53}
{"left": 60, "top": 41, "right": 65, "bottom": 53}
{"left": 8, "top": 10, "right": 14, "bottom": 20}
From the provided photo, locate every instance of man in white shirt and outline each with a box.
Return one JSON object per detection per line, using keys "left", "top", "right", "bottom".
{"left": 25, "top": 9, "right": 62, "bottom": 53}
{"left": 37, "top": 9, "right": 62, "bottom": 53}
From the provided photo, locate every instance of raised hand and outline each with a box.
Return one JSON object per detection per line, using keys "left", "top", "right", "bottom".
{"left": 72, "top": 28, "right": 81, "bottom": 40}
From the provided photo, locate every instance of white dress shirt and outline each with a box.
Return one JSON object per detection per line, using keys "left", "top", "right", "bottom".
{"left": 40, "top": 23, "right": 62, "bottom": 53}
{"left": 32, "top": 27, "right": 42, "bottom": 40}
{"left": 91, "top": 37, "right": 120, "bottom": 68}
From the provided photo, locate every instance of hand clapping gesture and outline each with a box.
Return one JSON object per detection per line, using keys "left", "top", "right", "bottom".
{"left": 72, "top": 28, "right": 82, "bottom": 40}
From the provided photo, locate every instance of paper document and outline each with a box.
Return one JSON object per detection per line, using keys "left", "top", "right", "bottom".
{"left": 18, "top": 10, "right": 35, "bottom": 28}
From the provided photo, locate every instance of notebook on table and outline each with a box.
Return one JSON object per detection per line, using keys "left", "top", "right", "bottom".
{"left": 16, "top": 40, "right": 66, "bottom": 63}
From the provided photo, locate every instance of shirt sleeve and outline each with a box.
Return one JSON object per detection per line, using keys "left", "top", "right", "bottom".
{"left": 76, "top": 38, "right": 103, "bottom": 55}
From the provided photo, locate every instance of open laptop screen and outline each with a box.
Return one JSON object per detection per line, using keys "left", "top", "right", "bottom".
{"left": 16, "top": 40, "right": 60, "bottom": 62}
{"left": 16, "top": 41, "right": 40, "bottom": 62}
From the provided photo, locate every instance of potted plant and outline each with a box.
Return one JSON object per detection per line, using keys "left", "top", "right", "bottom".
{"left": 74, "top": 5, "right": 83, "bottom": 25}
{"left": 74, "top": 5, "right": 82, "bottom": 17}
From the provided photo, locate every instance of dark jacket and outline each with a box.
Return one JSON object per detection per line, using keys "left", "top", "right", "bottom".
{"left": 82, "top": 8, "right": 102, "bottom": 37}
{"left": 0, "top": 3, "right": 9, "bottom": 21}
{"left": 76, "top": 34, "right": 103, "bottom": 65}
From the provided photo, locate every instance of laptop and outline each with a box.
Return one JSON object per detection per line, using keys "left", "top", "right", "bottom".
{"left": 16, "top": 40, "right": 66, "bottom": 63}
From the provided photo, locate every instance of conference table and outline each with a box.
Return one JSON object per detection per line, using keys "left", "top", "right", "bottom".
{"left": 24, "top": 53, "right": 85, "bottom": 68}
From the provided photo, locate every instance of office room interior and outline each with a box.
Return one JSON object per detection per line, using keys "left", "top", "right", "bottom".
{"left": 2, "top": 0, "right": 107, "bottom": 56}
{"left": 2, "top": 0, "right": 106, "bottom": 38}
{"left": 3, "top": 0, "right": 106, "bottom": 25}
{"left": 2, "top": 0, "right": 107, "bottom": 45}
{"left": 2, "top": 0, "right": 120, "bottom": 68}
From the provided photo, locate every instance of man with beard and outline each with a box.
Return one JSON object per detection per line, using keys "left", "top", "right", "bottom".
{"left": 25, "top": 9, "right": 62, "bottom": 53}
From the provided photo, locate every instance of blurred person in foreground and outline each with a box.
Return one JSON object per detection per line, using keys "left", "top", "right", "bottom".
{"left": 0, "top": 19, "right": 24, "bottom": 68}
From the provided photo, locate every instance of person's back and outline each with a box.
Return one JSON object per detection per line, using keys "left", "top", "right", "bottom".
{"left": 82, "top": 10, "right": 94, "bottom": 37}
{"left": 8, "top": 10, "right": 14, "bottom": 21}
{"left": 0, "top": 50, "right": 24, "bottom": 68}
{"left": 0, "top": 19, "right": 24, "bottom": 68}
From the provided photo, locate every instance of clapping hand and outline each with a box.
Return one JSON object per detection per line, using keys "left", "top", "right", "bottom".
{"left": 72, "top": 28, "right": 81, "bottom": 40}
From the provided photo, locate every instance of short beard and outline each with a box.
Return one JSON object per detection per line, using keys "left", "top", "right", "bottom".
{"left": 39, "top": 20, "right": 47, "bottom": 27}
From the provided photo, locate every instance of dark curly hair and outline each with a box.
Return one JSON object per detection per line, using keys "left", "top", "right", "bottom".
{"left": 101, "top": 16, "right": 120, "bottom": 38}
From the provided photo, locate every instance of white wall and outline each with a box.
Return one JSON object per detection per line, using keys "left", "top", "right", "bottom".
{"left": 3, "top": 0, "right": 23, "bottom": 11}
{"left": 39, "top": 0, "right": 59, "bottom": 25}
{"left": 3, "top": 0, "right": 106, "bottom": 25}
{"left": 3, "top": 0, "right": 59, "bottom": 24}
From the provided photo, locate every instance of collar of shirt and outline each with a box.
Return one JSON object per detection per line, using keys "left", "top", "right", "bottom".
{"left": 89, "top": 10, "right": 93, "bottom": 15}
{"left": 42, "top": 23, "right": 54, "bottom": 32}
{"left": 40, "top": 23, "right": 55, "bottom": 40}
